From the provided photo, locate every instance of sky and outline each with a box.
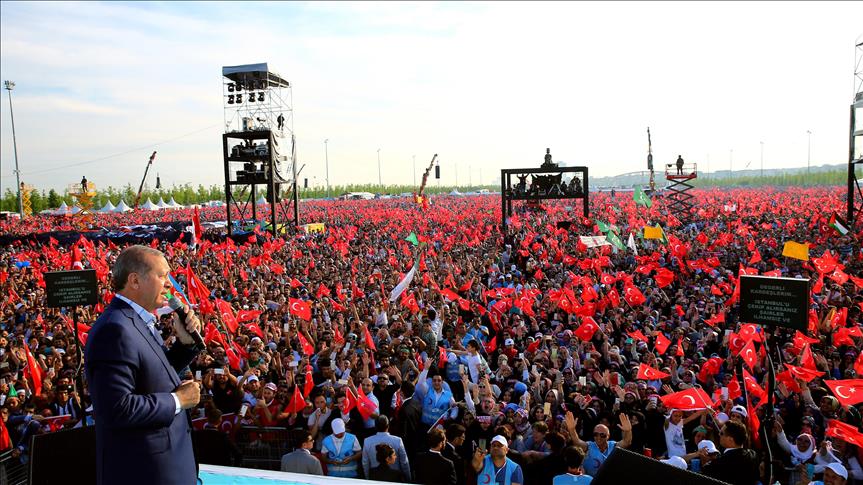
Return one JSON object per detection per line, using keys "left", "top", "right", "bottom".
{"left": 1, "top": 1, "right": 862, "bottom": 194}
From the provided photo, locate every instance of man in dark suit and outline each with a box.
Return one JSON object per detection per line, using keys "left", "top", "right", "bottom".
{"left": 414, "top": 428, "right": 457, "bottom": 485}
{"left": 701, "top": 420, "right": 759, "bottom": 485}
{"left": 394, "top": 381, "right": 423, "bottom": 458}
{"left": 85, "top": 246, "right": 203, "bottom": 485}
{"left": 443, "top": 423, "right": 467, "bottom": 485}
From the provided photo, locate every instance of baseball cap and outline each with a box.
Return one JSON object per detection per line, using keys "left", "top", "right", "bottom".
{"left": 661, "top": 456, "right": 687, "bottom": 469}
{"left": 264, "top": 382, "right": 277, "bottom": 391}
{"left": 730, "top": 405, "right": 748, "bottom": 418}
{"left": 825, "top": 462, "right": 848, "bottom": 480}
{"left": 247, "top": 375, "right": 259, "bottom": 383}
{"left": 697, "top": 440, "right": 719, "bottom": 454}
{"left": 504, "top": 338, "right": 514, "bottom": 346}
{"left": 491, "top": 435, "right": 508, "bottom": 448}
{"left": 332, "top": 418, "right": 346, "bottom": 435}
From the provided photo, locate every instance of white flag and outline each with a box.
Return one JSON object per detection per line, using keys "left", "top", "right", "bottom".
{"left": 579, "top": 235, "right": 611, "bottom": 248}
{"left": 627, "top": 233, "right": 638, "bottom": 255}
{"left": 389, "top": 257, "right": 420, "bottom": 302}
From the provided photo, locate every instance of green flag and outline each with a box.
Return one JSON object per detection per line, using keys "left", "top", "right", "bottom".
{"left": 405, "top": 232, "right": 419, "bottom": 246}
{"left": 7, "top": 384, "right": 16, "bottom": 398}
{"left": 634, "top": 186, "right": 652, "bottom": 208}
{"left": 606, "top": 230, "right": 625, "bottom": 251}
{"left": 597, "top": 221, "right": 610, "bottom": 233}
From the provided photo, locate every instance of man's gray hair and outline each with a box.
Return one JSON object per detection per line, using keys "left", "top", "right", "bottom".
{"left": 112, "top": 245, "right": 164, "bottom": 291}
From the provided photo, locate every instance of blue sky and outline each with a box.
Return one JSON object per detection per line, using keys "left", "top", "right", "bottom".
{"left": 1, "top": 1, "right": 862, "bottom": 193}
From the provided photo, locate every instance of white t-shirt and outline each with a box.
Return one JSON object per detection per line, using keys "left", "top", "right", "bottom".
{"left": 664, "top": 420, "right": 686, "bottom": 458}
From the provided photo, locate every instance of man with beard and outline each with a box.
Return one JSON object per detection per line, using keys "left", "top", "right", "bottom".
{"left": 472, "top": 435, "right": 523, "bottom": 485}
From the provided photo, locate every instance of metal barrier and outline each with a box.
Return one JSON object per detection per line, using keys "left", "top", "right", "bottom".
{"left": 233, "top": 426, "right": 294, "bottom": 471}
{"left": 0, "top": 449, "right": 29, "bottom": 485}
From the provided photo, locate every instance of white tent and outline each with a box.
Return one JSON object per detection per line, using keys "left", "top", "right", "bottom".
{"left": 69, "top": 205, "right": 82, "bottom": 214}
{"left": 114, "top": 200, "right": 132, "bottom": 212}
{"left": 255, "top": 195, "right": 268, "bottom": 205}
{"left": 99, "top": 200, "right": 116, "bottom": 213}
{"left": 156, "top": 197, "right": 169, "bottom": 209}
{"left": 140, "top": 198, "right": 159, "bottom": 211}
{"left": 54, "top": 201, "right": 71, "bottom": 215}
{"left": 168, "top": 197, "right": 183, "bottom": 208}
{"left": 449, "top": 190, "right": 462, "bottom": 196}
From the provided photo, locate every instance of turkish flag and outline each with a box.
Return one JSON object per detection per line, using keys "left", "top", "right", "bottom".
{"left": 738, "top": 324, "right": 764, "bottom": 343}
{"left": 825, "top": 379, "right": 863, "bottom": 407}
{"left": 297, "top": 331, "right": 315, "bottom": 355}
{"left": 855, "top": 352, "right": 863, "bottom": 376}
{"left": 628, "top": 329, "right": 648, "bottom": 343}
{"left": 526, "top": 339, "right": 541, "bottom": 354}
{"left": 776, "top": 370, "right": 802, "bottom": 394}
{"left": 363, "top": 325, "right": 377, "bottom": 352}
{"left": 357, "top": 388, "right": 379, "bottom": 421}
{"left": 343, "top": 387, "right": 358, "bottom": 414}
{"left": 739, "top": 340, "right": 759, "bottom": 370}
{"left": 245, "top": 322, "right": 264, "bottom": 339}
{"left": 289, "top": 298, "right": 311, "bottom": 321}
{"left": 438, "top": 347, "right": 448, "bottom": 369}
{"left": 637, "top": 364, "right": 669, "bottom": 380}
{"left": 793, "top": 331, "right": 819, "bottom": 351}
{"left": 23, "top": 343, "right": 43, "bottom": 396}
{"left": 783, "top": 363, "right": 824, "bottom": 383}
{"left": 237, "top": 309, "right": 262, "bottom": 324}
{"left": 704, "top": 313, "right": 725, "bottom": 327}
{"left": 660, "top": 387, "right": 714, "bottom": 411}
{"left": 826, "top": 419, "right": 863, "bottom": 448}
{"left": 290, "top": 278, "right": 303, "bottom": 288}
{"left": 800, "top": 344, "right": 817, "bottom": 370}
{"left": 284, "top": 384, "right": 307, "bottom": 414}
{"left": 303, "top": 368, "right": 314, "bottom": 398}
{"left": 574, "top": 317, "right": 600, "bottom": 341}
{"left": 655, "top": 333, "right": 671, "bottom": 355}
{"left": 623, "top": 285, "right": 646, "bottom": 306}
{"left": 316, "top": 283, "right": 331, "bottom": 299}
{"left": 742, "top": 368, "right": 766, "bottom": 400}
{"left": 654, "top": 268, "right": 675, "bottom": 288}
{"left": 607, "top": 288, "right": 621, "bottom": 308}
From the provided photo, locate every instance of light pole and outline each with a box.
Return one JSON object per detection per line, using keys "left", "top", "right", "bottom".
{"left": 324, "top": 139, "right": 330, "bottom": 199}
{"left": 807, "top": 130, "right": 812, "bottom": 174}
{"left": 377, "top": 148, "right": 382, "bottom": 188}
{"left": 4, "top": 80, "right": 23, "bottom": 217}
{"left": 760, "top": 141, "right": 764, "bottom": 178}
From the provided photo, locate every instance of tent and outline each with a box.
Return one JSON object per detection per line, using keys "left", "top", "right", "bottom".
{"left": 99, "top": 200, "right": 116, "bottom": 213}
{"left": 156, "top": 197, "right": 169, "bottom": 209}
{"left": 255, "top": 195, "right": 268, "bottom": 205}
{"left": 140, "top": 199, "right": 159, "bottom": 211}
{"left": 449, "top": 190, "right": 463, "bottom": 196}
{"left": 114, "top": 200, "right": 132, "bottom": 212}
{"left": 69, "top": 205, "right": 82, "bottom": 214}
{"left": 168, "top": 197, "right": 183, "bottom": 209}
{"left": 54, "top": 201, "right": 71, "bottom": 215}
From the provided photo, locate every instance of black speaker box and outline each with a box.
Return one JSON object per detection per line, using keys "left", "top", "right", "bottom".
{"left": 30, "top": 425, "right": 97, "bottom": 485}
{"left": 592, "top": 447, "right": 731, "bottom": 485}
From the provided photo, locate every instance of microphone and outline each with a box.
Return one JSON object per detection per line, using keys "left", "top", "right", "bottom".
{"left": 167, "top": 297, "right": 205, "bottom": 347}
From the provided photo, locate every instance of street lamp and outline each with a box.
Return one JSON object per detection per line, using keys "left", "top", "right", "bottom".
{"left": 4, "top": 80, "right": 23, "bottom": 217}
{"left": 377, "top": 148, "right": 382, "bottom": 187}
{"left": 807, "top": 130, "right": 812, "bottom": 174}
{"left": 324, "top": 139, "right": 330, "bottom": 199}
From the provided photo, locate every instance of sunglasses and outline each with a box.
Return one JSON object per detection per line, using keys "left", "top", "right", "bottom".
{"left": 594, "top": 433, "right": 608, "bottom": 438}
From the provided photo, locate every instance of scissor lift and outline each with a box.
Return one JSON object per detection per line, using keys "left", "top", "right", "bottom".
{"left": 665, "top": 163, "right": 697, "bottom": 220}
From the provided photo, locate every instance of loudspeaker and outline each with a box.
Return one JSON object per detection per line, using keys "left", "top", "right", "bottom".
{"left": 592, "top": 448, "right": 731, "bottom": 485}
{"left": 30, "top": 425, "right": 97, "bottom": 485}
{"left": 304, "top": 178, "right": 308, "bottom": 189}
{"left": 435, "top": 165, "right": 440, "bottom": 179}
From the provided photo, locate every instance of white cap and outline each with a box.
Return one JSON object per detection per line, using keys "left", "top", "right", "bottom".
{"left": 504, "top": 338, "right": 515, "bottom": 346}
{"left": 247, "top": 375, "right": 259, "bottom": 383}
{"left": 697, "top": 440, "right": 719, "bottom": 454}
{"left": 491, "top": 435, "right": 508, "bottom": 448}
{"left": 730, "top": 405, "right": 748, "bottom": 418}
{"left": 661, "top": 456, "right": 688, "bottom": 469}
{"left": 715, "top": 412, "right": 729, "bottom": 425}
{"left": 331, "top": 418, "right": 346, "bottom": 435}
{"left": 825, "top": 462, "right": 848, "bottom": 480}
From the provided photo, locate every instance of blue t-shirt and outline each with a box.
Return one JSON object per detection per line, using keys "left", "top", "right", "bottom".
{"left": 553, "top": 474, "right": 593, "bottom": 485}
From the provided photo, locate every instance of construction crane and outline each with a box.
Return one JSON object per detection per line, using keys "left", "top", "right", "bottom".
{"left": 647, "top": 128, "right": 655, "bottom": 192}
{"left": 134, "top": 151, "right": 157, "bottom": 209}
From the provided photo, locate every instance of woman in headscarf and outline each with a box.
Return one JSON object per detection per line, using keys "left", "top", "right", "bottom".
{"left": 774, "top": 420, "right": 815, "bottom": 485}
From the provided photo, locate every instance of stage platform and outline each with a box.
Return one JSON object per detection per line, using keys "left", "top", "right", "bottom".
{"left": 199, "top": 464, "right": 397, "bottom": 485}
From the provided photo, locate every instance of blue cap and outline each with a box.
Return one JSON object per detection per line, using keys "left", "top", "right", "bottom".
{"left": 514, "top": 381, "right": 528, "bottom": 394}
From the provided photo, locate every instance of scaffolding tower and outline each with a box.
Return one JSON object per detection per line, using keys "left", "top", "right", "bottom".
{"left": 665, "top": 162, "right": 697, "bottom": 220}
{"left": 848, "top": 39, "right": 863, "bottom": 228}
{"left": 222, "top": 63, "right": 298, "bottom": 236}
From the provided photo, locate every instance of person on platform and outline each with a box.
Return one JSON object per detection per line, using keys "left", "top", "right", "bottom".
{"left": 676, "top": 155, "right": 684, "bottom": 175}
{"left": 84, "top": 245, "right": 204, "bottom": 485}
{"left": 281, "top": 430, "right": 324, "bottom": 475}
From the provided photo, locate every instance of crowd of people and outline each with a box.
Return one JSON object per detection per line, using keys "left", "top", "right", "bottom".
{"left": 1, "top": 186, "right": 862, "bottom": 485}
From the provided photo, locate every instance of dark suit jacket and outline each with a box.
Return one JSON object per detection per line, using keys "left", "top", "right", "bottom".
{"left": 701, "top": 447, "right": 759, "bottom": 485}
{"left": 394, "top": 395, "right": 423, "bottom": 457}
{"left": 84, "top": 297, "right": 201, "bottom": 485}
{"left": 369, "top": 463, "right": 406, "bottom": 482}
{"left": 414, "top": 450, "right": 457, "bottom": 485}
{"left": 442, "top": 442, "right": 466, "bottom": 485}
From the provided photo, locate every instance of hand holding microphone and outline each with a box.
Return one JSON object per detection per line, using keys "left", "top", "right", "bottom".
{"left": 166, "top": 296, "right": 204, "bottom": 346}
